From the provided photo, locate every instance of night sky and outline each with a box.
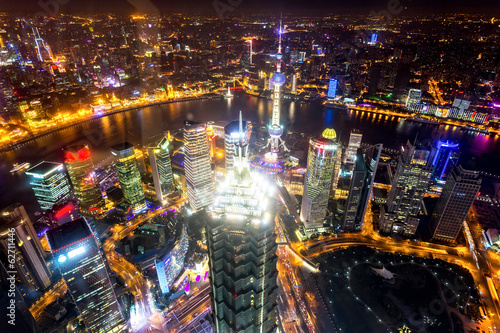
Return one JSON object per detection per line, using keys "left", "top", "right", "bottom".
{"left": 1, "top": 0, "right": 499, "bottom": 15}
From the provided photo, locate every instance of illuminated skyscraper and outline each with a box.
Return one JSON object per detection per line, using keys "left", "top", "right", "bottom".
{"left": 0, "top": 204, "right": 52, "bottom": 291}
{"left": 344, "top": 129, "right": 362, "bottom": 165}
{"left": 327, "top": 78, "right": 338, "bottom": 98}
{"left": 224, "top": 119, "right": 252, "bottom": 172}
{"left": 63, "top": 145, "right": 104, "bottom": 217}
{"left": 267, "top": 18, "right": 286, "bottom": 154}
{"left": 430, "top": 166, "right": 481, "bottom": 242}
{"left": 26, "top": 161, "right": 71, "bottom": 211}
{"left": 431, "top": 140, "right": 460, "bottom": 182}
{"left": 380, "top": 141, "right": 434, "bottom": 236}
{"left": 148, "top": 137, "right": 175, "bottom": 204}
{"left": 343, "top": 145, "right": 382, "bottom": 231}
{"left": 155, "top": 224, "right": 189, "bottom": 294}
{"left": 184, "top": 121, "right": 214, "bottom": 212}
{"left": 301, "top": 128, "right": 340, "bottom": 232}
{"left": 46, "top": 217, "right": 123, "bottom": 333}
{"left": 207, "top": 115, "right": 277, "bottom": 333}
{"left": 405, "top": 89, "right": 422, "bottom": 107}
{"left": 111, "top": 142, "right": 147, "bottom": 213}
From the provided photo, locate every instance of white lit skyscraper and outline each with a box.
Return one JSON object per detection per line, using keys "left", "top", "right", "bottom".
{"left": 26, "top": 161, "right": 71, "bottom": 211}
{"left": 148, "top": 136, "right": 175, "bottom": 204}
{"left": 301, "top": 128, "right": 340, "bottom": 232}
{"left": 111, "top": 142, "right": 147, "bottom": 213}
{"left": 0, "top": 204, "right": 52, "bottom": 291}
{"left": 344, "top": 129, "right": 362, "bottom": 165}
{"left": 430, "top": 166, "right": 481, "bottom": 242}
{"left": 46, "top": 217, "right": 123, "bottom": 333}
{"left": 380, "top": 141, "right": 434, "bottom": 236}
{"left": 207, "top": 114, "right": 277, "bottom": 333}
{"left": 184, "top": 121, "right": 214, "bottom": 211}
{"left": 224, "top": 119, "right": 252, "bottom": 172}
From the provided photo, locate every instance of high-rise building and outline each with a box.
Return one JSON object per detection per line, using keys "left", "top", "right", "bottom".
{"left": 301, "top": 128, "right": 340, "bottom": 232}
{"left": 406, "top": 89, "right": 422, "bottom": 107}
{"left": 327, "top": 78, "right": 338, "bottom": 98}
{"left": 155, "top": 224, "right": 189, "bottom": 294}
{"left": 0, "top": 204, "right": 52, "bottom": 291}
{"left": 0, "top": 260, "right": 42, "bottom": 333}
{"left": 431, "top": 140, "right": 460, "bottom": 182}
{"left": 291, "top": 73, "right": 297, "bottom": 93}
{"left": 430, "top": 166, "right": 481, "bottom": 242}
{"left": 206, "top": 116, "right": 277, "bottom": 333}
{"left": 267, "top": 18, "right": 286, "bottom": 154}
{"left": 148, "top": 137, "right": 175, "bottom": 204}
{"left": 343, "top": 144, "right": 383, "bottom": 231}
{"left": 224, "top": 119, "right": 252, "bottom": 172}
{"left": 184, "top": 121, "right": 214, "bottom": 212}
{"left": 380, "top": 141, "right": 434, "bottom": 236}
{"left": 26, "top": 161, "right": 71, "bottom": 211}
{"left": 63, "top": 145, "right": 104, "bottom": 217}
{"left": 111, "top": 142, "right": 147, "bottom": 213}
{"left": 46, "top": 217, "right": 123, "bottom": 333}
{"left": 344, "top": 129, "right": 362, "bottom": 165}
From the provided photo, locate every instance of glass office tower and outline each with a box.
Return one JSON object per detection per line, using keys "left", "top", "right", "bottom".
{"left": 206, "top": 117, "right": 278, "bottom": 333}
{"left": 184, "top": 121, "right": 214, "bottom": 212}
{"left": 64, "top": 145, "right": 104, "bottom": 216}
{"left": 148, "top": 136, "right": 175, "bottom": 203}
{"left": 26, "top": 161, "right": 71, "bottom": 211}
{"left": 46, "top": 217, "right": 123, "bottom": 333}
{"left": 111, "top": 142, "right": 147, "bottom": 213}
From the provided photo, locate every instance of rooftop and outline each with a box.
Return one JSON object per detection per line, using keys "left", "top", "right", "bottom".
{"left": 110, "top": 142, "right": 134, "bottom": 152}
{"left": 46, "top": 217, "right": 92, "bottom": 252}
{"left": 26, "top": 161, "right": 63, "bottom": 177}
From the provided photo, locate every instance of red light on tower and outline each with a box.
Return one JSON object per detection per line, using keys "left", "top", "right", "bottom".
{"left": 64, "top": 151, "right": 76, "bottom": 162}
{"left": 77, "top": 148, "right": 90, "bottom": 161}
{"left": 55, "top": 204, "right": 73, "bottom": 219}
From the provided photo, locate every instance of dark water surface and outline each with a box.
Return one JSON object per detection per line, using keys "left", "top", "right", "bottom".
{"left": 1, "top": 92, "right": 499, "bottom": 215}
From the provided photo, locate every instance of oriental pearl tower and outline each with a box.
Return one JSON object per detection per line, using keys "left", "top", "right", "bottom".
{"left": 267, "top": 17, "right": 288, "bottom": 155}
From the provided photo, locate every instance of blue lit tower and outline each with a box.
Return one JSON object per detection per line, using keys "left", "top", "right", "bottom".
{"left": 267, "top": 18, "right": 286, "bottom": 154}
{"left": 46, "top": 217, "right": 123, "bottom": 333}
{"left": 207, "top": 112, "right": 278, "bottom": 333}
{"left": 431, "top": 140, "right": 460, "bottom": 182}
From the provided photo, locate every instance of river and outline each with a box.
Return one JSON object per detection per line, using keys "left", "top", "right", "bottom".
{"left": 1, "top": 92, "right": 499, "bottom": 215}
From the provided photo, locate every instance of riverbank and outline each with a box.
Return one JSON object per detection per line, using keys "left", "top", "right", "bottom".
{"left": 0, "top": 94, "right": 222, "bottom": 153}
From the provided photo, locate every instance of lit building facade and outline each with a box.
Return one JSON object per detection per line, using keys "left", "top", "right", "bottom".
{"left": 430, "top": 166, "right": 481, "bottom": 242}
{"left": 206, "top": 117, "right": 278, "bottom": 333}
{"left": 64, "top": 145, "right": 104, "bottom": 217}
{"left": 148, "top": 137, "right": 175, "bottom": 204}
{"left": 431, "top": 140, "right": 460, "bottom": 182}
{"left": 344, "top": 129, "right": 362, "bottom": 165}
{"left": 327, "top": 78, "right": 338, "bottom": 98}
{"left": 111, "top": 142, "right": 146, "bottom": 213}
{"left": 26, "top": 161, "right": 71, "bottom": 211}
{"left": 155, "top": 224, "right": 189, "bottom": 294}
{"left": 406, "top": 89, "right": 422, "bottom": 107}
{"left": 46, "top": 217, "right": 123, "bottom": 333}
{"left": 0, "top": 204, "right": 52, "bottom": 291}
{"left": 224, "top": 120, "right": 252, "bottom": 172}
{"left": 380, "top": 141, "right": 433, "bottom": 236}
{"left": 301, "top": 128, "right": 340, "bottom": 232}
{"left": 184, "top": 121, "right": 214, "bottom": 212}
{"left": 343, "top": 145, "right": 382, "bottom": 231}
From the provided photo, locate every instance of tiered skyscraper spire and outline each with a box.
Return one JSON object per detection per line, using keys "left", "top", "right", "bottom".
{"left": 268, "top": 16, "right": 287, "bottom": 153}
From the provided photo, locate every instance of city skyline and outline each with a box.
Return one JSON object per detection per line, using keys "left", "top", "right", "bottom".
{"left": 0, "top": 7, "right": 500, "bottom": 333}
